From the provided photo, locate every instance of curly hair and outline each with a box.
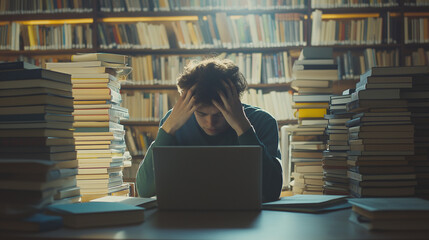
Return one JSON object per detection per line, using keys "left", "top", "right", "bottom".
{"left": 176, "top": 58, "right": 248, "bottom": 106}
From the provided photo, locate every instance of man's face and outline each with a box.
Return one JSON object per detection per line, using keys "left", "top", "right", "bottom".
{"left": 194, "top": 104, "right": 229, "bottom": 136}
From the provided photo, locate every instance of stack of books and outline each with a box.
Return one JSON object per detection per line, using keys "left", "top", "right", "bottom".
{"left": 0, "top": 62, "right": 79, "bottom": 231}
{"left": 45, "top": 53, "right": 132, "bottom": 202}
{"left": 348, "top": 197, "right": 429, "bottom": 230}
{"left": 322, "top": 90, "right": 354, "bottom": 195}
{"left": 399, "top": 66, "right": 429, "bottom": 198}
{"left": 345, "top": 66, "right": 421, "bottom": 197}
{"left": 289, "top": 47, "right": 338, "bottom": 195}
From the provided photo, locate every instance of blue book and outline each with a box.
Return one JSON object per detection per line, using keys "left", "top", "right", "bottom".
{"left": 0, "top": 213, "right": 62, "bottom": 232}
{"left": 47, "top": 202, "right": 145, "bottom": 228}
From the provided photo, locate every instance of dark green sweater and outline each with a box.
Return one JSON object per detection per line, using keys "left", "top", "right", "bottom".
{"left": 136, "top": 104, "right": 283, "bottom": 202}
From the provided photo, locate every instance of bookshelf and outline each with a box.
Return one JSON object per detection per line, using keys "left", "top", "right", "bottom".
{"left": 1, "top": 0, "right": 429, "bottom": 161}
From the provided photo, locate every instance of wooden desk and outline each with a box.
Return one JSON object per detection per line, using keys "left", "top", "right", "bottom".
{"left": 2, "top": 208, "right": 428, "bottom": 240}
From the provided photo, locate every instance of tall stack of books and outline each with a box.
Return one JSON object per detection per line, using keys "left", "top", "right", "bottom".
{"left": 45, "top": 53, "right": 132, "bottom": 202}
{"left": 289, "top": 47, "right": 338, "bottom": 195}
{"left": 0, "top": 62, "right": 79, "bottom": 229}
{"left": 400, "top": 66, "right": 429, "bottom": 198}
{"left": 323, "top": 90, "right": 354, "bottom": 195}
{"left": 345, "top": 66, "right": 421, "bottom": 198}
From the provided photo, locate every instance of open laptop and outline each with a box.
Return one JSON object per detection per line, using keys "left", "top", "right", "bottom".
{"left": 152, "top": 145, "right": 262, "bottom": 210}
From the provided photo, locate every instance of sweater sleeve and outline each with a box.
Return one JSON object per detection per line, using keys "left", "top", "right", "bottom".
{"left": 238, "top": 116, "right": 283, "bottom": 202}
{"left": 135, "top": 128, "right": 176, "bottom": 198}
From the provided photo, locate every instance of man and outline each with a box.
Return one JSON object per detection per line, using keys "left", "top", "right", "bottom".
{"left": 136, "top": 58, "right": 282, "bottom": 202}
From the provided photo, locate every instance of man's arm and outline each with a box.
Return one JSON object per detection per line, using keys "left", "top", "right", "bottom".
{"left": 238, "top": 116, "right": 282, "bottom": 202}
{"left": 212, "top": 80, "right": 282, "bottom": 202}
{"left": 136, "top": 87, "right": 198, "bottom": 197}
{"left": 135, "top": 128, "right": 176, "bottom": 197}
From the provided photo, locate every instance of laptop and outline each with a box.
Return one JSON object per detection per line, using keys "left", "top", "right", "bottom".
{"left": 152, "top": 145, "right": 262, "bottom": 210}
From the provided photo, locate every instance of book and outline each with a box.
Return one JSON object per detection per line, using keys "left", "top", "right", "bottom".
{"left": 90, "top": 196, "right": 157, "bottom": 209}
{"left": 351, "top": 89, "right": 401, "bottom": 100}
{"left": 46, "top": 202, "right": 144, "bottom": 228}
{"left": 348, "top": 166, "right": 415, "bottom": 175}
{"left": 348, "top": 197, "right": 429, "bottom": 220}
{"left": 0, "top": 61, "right": 40, "bottom": 70}
{"left": 361, "top": 66, "right": 429, "bottom": 79}
{"left": 0, "top": 137, "right": 74, "bottom": 146}
{"left": 0, "top": 79, "right": 72, "bottom": 91}
{"left": 292, "top": 94, "right": 332, "bottom": 103}
{"left": 0, "top": 213, "right": 62, "bottom": 232}
{"left": 0, "top": 129, "right": 74, "bottom": 138}
{"left": 298, "top": 47, "right": 333, "bottom": 60}
{"left": 0, "top": 87, "right": 72, "bottom": 98}
{"left": 0, "top": 94, "right": 73, "bottom": 108}
{"left": 0, "top": 105, "right": 73, "bottom": 115}
{"left": 0, "top": 69, "right": 71, "bottom": 83}
{"left": 71, "top": 53, "right": 129, "bottom": 64}
{"left": 262, "top": 194, "right": 350, "bottom": 213}
{"left": 0, "top": 113, "right": 74, "bottom": 122}
{"left": 347, "top": 171, "right": 416, "bottom": 181}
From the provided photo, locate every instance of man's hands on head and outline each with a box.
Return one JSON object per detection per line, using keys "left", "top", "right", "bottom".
{"left": 162, "top": 85, "right": 199, "bottom": 135}
{"left": 212, "top": 79, "right": 252, "bottom": 136}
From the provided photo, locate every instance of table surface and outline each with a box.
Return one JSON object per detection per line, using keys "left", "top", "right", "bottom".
{"left": 2, "top": 208, "right": 429, "bottom": 240}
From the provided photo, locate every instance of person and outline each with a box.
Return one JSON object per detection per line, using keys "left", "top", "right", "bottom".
{"left": 136, "top": 58, "right": 283, "bottom": 202}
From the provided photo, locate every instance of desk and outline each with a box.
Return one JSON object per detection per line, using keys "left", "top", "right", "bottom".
{"left": 1, "top": 208, "right": 428, "bottom": 240}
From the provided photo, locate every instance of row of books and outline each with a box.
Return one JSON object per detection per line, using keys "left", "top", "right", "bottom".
{"left": 312, "top": 11, "right": 385, "bottom": 46}
{"left": 100, "top": 0, "right": 307, "bottom": 12}
{"left": 22, "top": 24, "right": 93, "bottom": 51}
{"left": 98, "top": 22, "right": 169, "bottom": 50}
{"left": 97, "top": 13, "right": 306, "bottom": 50}
{"left": 127, "top": 52, "right": 294, "bottom": 85}
{"left": 404, "top": 17, "right": 429, "bottom": 44}
{"left": 0, "top": 0, "right": 92, "bottom": 14}
{"left": 404, "top": 0, "right": 429, "bottom": 6}
{"left": 121, "top": 91, "right": 174, "bottom": 121}
{"left": 0, "top": 23, "right": 93, "bottom": 51}
{"left": 337, "top": 48, "right": 400, "bottom": 80}
{"left": 405, "top": 48, "right": 429, "bottom": 66}
{"left": 129, "top": 55, "right": 193, "bottom": 85}
{"left": 311, "top": 0, "right": 399, "bottom": 8}
{"left": 242, "top": 90, "right": 296, "bottom": 121}
{"left": 124, "top": 126, "right": 153, "bottom": 156}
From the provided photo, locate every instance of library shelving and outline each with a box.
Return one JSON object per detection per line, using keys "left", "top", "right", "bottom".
{"left": 1, "top": 0, "right": 429, "bottom": 160}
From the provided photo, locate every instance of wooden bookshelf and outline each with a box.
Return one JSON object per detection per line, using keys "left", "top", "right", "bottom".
{"left": 1, "top": 0, "right": 429, "bottom": 160}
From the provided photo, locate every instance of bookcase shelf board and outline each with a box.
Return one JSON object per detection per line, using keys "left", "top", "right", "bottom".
{"left": 2, "top": 49, "right": 97, "bottom": 56}
{"left": 0, "top": 13, "right": 95, "bottom": 21}
{"left": 312, "top": 7, "right": 403, "bottom": 14}
{"left": 97, "top": 9, "right": 308, "bottom": 18}
{"left": 95, "top": 47, "right": 306, "bottom": 55}
{"left": 328, "top": 44, "right": 401, "bottom": 49}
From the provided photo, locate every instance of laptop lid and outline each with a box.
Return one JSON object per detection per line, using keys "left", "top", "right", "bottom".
{"left": 153, "top": 145, "right": 262, "bottom": 210}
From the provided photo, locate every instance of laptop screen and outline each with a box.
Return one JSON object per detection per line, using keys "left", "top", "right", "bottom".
{"left": 153, "top": 145, "right": 262, "bottom": 210}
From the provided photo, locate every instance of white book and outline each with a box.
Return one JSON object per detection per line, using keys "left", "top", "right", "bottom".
{"left": 251, "top": 53, "right": 262, "bottom": 84}
{"left": 311, "top": 10, "right": 322, "bottom": 46}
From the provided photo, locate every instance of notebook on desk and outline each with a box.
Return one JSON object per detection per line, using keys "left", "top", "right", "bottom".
{"left": 152, "top": 145, "right": 262, "bottom": 210}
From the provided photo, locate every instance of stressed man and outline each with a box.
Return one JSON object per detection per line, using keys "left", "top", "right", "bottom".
{"left": 136, "top": 58, "right": 283, "bottom": 202}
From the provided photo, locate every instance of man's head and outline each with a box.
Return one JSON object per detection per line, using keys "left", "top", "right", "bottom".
{"left": 176, "top": 58, "right": 248, "bottom": 136}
